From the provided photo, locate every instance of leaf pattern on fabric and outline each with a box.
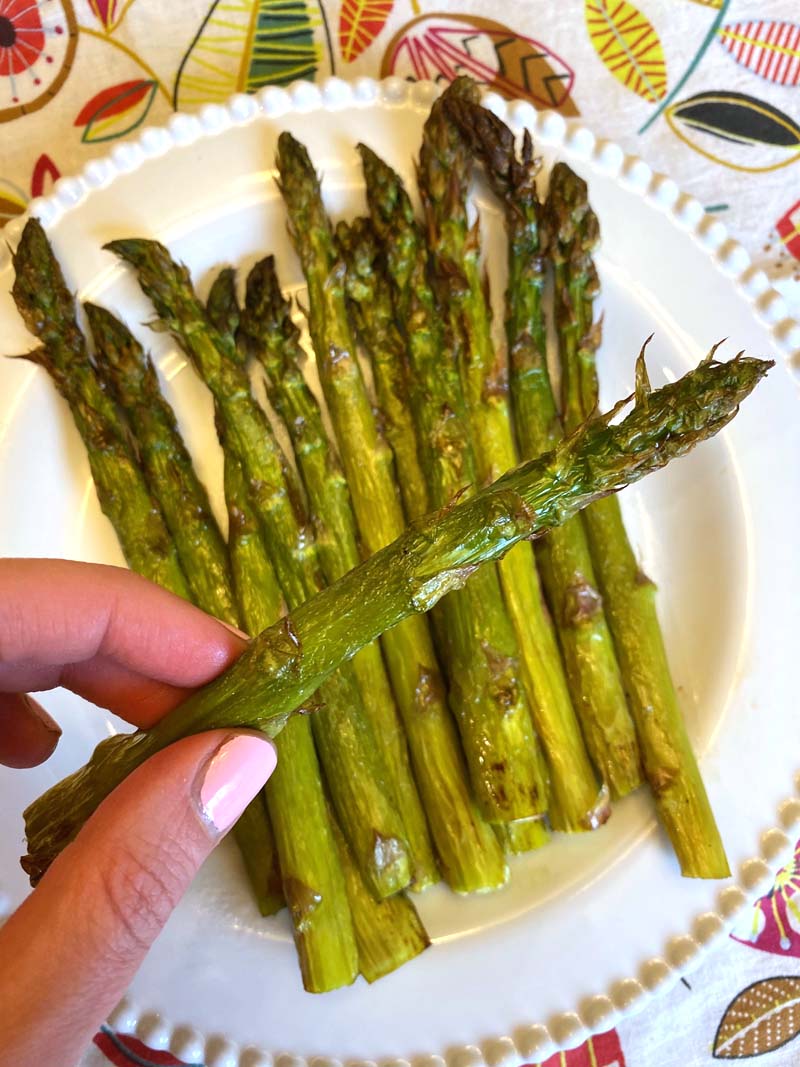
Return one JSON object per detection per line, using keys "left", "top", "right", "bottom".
{"left": 584, "top": 0, "right": 667, "bottom": 103}
{"left": 339, "top": 0, "right": 393, "bottom": 62}
{"left": 0, "top": 0, "right": 79, "bottom": 123}
{"left": 173, "top": 0, "right": 333, "bottom": 109}
{"left": 30, "top": 152, "right": 60, "bottom": 197}
{"left": 666, "top": 89, "right": 800, "bottom": 171}
{"left": 732, "top": 838, "right": 800, "bottom": 956}
{"left": 87, "top": 0, "right": 117, "bottom": 30}
{"left": 717, "top": 21, "right": 800, "bottom": 86}
{"left": 534, "top": 1029, "right": 626, "bottom": 1066}
{"left": 380, "top": 13, "right": 579, "bottom": 114}
{"left": 776, "top": 200, "right": 800, "bottom": 262}
{"left": 74, "top": 79, "right": 157, "bottom": 143}
{"left": 0, "top": 176, "right": 26, "bottom": 224}
{"left": 92, "top": 1026, "right": 198, "bottom": 1066}
{"left": 713, "top": 978, "right": 800, "bottom": 1059}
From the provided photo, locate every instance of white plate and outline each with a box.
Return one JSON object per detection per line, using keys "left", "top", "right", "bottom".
{"left": 1, "top": 77, "right": 799, "bottom": 1067}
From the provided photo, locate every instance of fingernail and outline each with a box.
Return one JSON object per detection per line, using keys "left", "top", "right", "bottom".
{"left": 217, "top": 619, "right": 251, "bottom": 642}
{"left": 24, "top": 695, "right": 62, "bottom": 736}
{"left": 197, "top": 734, "right": 277, "bottom": 834}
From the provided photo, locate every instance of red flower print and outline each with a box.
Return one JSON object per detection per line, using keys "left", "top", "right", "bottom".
{"left": 731, "top": 838, "right": 800, "bottom": 957}
{"left": 0, "top": 0, "right": 44, "bottom": 76}
{"left": 0, "top": 0, "right": 77, "bottom": 123}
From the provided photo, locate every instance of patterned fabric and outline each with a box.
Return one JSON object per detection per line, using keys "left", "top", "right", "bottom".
{"left": 0, "top": 0, "right": 798, "bottom": 307}
{"left": 0, "top": 1, "right": 797, "bottom": 1063}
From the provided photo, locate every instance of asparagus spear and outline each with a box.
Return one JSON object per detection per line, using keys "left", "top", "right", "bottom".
{"left": 276, "top": 135, "right": 510, "bottom": 881}
{"left": 10, "top": 218, "right": 189, "bottom": 599}
{"left": 420, "top": 79, "right": 613, "bottom": 832}
{"left": 106, "top": 237, "right": 413, "bottom": 900}
{"left": 11, "top": 226, "right": 282, "bottom": 916}
{"left": 232, "top": 794, "right": 284, "bottom": 918}
{"left": 206, "top": 272, "right": 291, "bottom": 915}
{"left": 82, "top": 297, "right": 284, "bottom": 916}
{"left": 225, "top": 298, "right": 431, "bottom": 970}
{"left": 328, "top": 801, "right": 429, "bottom": 982}
{"left": 84, "top": 302, "right": 239, "bottom": 625}
{"left": 225, "top": 444, "right": 358, "bottom": 988}
{"left": 278, "top": 132, "right": 545, "bottom": 826}
{"left": 335, "top": 217, "right": 430, "bottom": 522}
{"left": 495, "top": 817, "right": 550, "bottom": 856}
{"left": 205, "top": 273, "right": 291, "bottom": 916}
{"left": 547, "top": 162, "right": 731, "bottom": 878}
{"left": 336, "top": 214, "right": 545, "bottom": 854}
{"left": 445, "top": 93, "right": 642, "bottom": 800}
{"left": 21, "top": 347, "right": 770, "bottom": 882}
{"left": 361, "top": 142, "right": 593, "bottom": 831}
{"left": 238, "top": 256, "right": 438, "bottom": 892}
{"left": 206, "top": 266, "right": 241, "bottom": 340}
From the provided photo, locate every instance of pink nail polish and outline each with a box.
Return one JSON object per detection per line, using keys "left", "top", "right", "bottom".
{"left": 198, "top": 734, "right": 277, "bottom": 834}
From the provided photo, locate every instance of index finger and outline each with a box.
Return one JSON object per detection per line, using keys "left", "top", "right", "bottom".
{"left": 0, "top": 559, "right": 248, "bottom": 725}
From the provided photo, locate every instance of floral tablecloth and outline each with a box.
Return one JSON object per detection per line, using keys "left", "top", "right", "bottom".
{"left": 1, "top": 1, "right": 799, "bottom": 1064}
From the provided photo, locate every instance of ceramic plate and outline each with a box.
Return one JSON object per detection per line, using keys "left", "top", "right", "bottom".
{"left": 1, "top": 77, "right": 799, "bottom": 1067}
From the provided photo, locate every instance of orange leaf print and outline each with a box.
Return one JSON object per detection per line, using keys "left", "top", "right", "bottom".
{"left": 339, "top": 0, "right": 394, "bottom": 63}
{"left": 381, "top": 14, "right": 579, "bottom": 115}
{"left": 585, "top": 0, "right": 667, "bottom": 103}
{"left": 713, "top": 977, "right": 800, "bottom": 1058}
{"left": 74, "top": 80, "right": 154, "bottom": 126}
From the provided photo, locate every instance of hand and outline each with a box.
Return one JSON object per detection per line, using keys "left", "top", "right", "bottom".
{"left": 0, "top": 559, "right": 277, "bottom": 1065}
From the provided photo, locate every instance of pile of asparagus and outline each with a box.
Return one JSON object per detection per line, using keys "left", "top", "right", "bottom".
{"left": 10, "top": 77, "right": 771, "bottom": 992}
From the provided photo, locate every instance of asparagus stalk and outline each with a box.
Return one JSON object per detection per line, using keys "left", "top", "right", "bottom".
{"left": 445, "top": 93, "right": 642, "bottom": 799}
{"left": 83, "top": 297, "right": 283, "bottom": 916}
{"left": 337, "top": 214, "right": 543, "bottom": 854}
{"left": 21, "top": 348, "right": 770, "bottom": 882}
{"left": 238, "top": 256, "right": 438, "bottom": 892}
{"left": 546, "top": 164, "right": 603, "bottom": 429}
{"left": 232, "top": 795, "right": 284, "bottom": 917}
{"left": 547, "top": 162, "right": 731, "bottom": 877}
{"left": 206, "top": 266, "right": 241, "bottom": 340}
{"left": 420, "top": 79, "right": 612, "bottom": 832}
{"left": 495, "top": 817, "right": 550, "bottom": 856}
{"left": 225, "top": 444, "right": 358, "bottom": 988}
{"left": 276, "top": 134, "right": 509, "bottom": 883}
{"left": 206, "top": 272, "right": 290, "bottom": 916}
{"left": 328, "top": 801, "right": 429, "bottom": 982}
{"left": 106, "top": 237, "right": 412, "bottom": 900}
{"left": 11, "top": 227, "right": 282, "bottom": 916}
{"left": 361, "top": 143, "right": 590, "bottom": 831}
{"left": 229, "top": 284, "right": 431, "bottom": 969}
{"left": 354, "top": 139, "right": 554, "bottom": 823}
{"left": 344, "top": 186, "right": 547, "bottom": 850}
{"left": 10, "top": 218, "right": 189, "bottom": 599}
{"left": 84, "top": 302, "right": 239, "bottom": 625}
{"left": 335, "top": 217, "right": 430, "bottom": 522}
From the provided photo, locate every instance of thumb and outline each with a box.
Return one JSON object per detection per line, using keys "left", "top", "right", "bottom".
{"left": 0, "top": 730, "right": 276, "bottom": 1066}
